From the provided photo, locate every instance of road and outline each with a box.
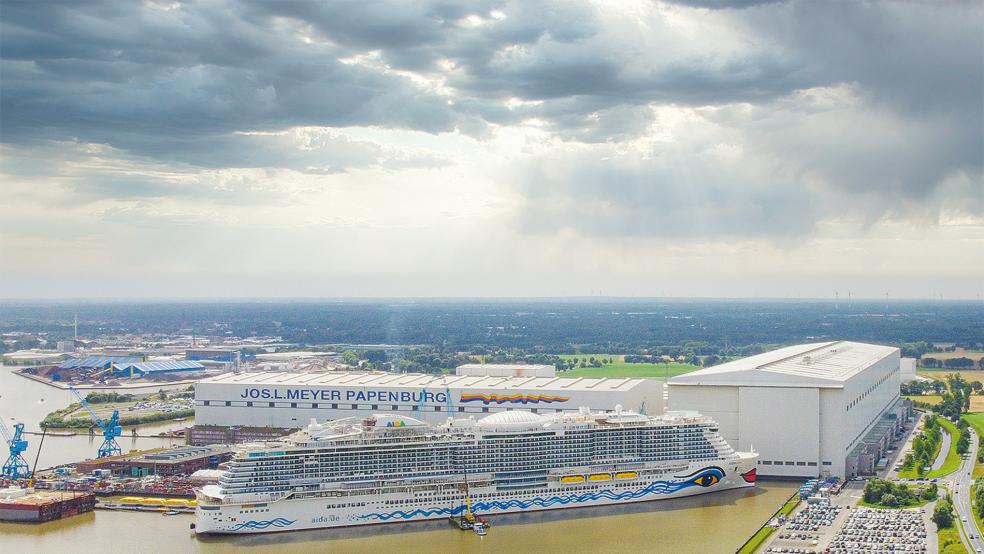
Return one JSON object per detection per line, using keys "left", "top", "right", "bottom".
{"left": 934, "top": 425, "right": 953, "bottom": 470}
{"left": 951, "top": 427, "right": 983, "bottom": 553}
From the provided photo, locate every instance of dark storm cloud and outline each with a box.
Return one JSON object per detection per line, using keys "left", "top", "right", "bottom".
{"left": 0, "top": 0, "right": 459, "bottom": 166}
{"left": 0, "top": 0, "right": 981, "bottom": 241}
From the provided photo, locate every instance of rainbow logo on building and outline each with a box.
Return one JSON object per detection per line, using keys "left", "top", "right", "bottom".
{"left": 459, "top": 393, "right": 570, "bottom": 405}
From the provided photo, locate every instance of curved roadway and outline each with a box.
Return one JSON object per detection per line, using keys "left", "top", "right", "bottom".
{"left": 951, "top": 427, "right": 982, "bottom": 553}
{"left": 933, "top": 427, "right": 952, "bottom": 471}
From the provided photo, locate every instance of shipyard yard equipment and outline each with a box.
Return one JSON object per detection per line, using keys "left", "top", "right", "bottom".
{"left": 69, "top": 387, "right": 122, "bottom": 458}
{"left": 1, "top": 419, "right": 31, "bottom": 479}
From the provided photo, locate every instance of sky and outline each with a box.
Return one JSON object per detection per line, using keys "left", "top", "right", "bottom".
{"left": 1, "top": 0, "right": 982, "bottom": 299}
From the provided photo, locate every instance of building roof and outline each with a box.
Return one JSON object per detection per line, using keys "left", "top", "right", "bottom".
{"left": 198, "top": 371, "right": 648, "bottom": 392}
{"left": 668, "top": 341, "right": 899, "bottom": 388}
{"left": 116, "top": 360, "right": 206, "bottom": 373}
{"left": 59, "top": 356, "right": 143, "bottom": 369}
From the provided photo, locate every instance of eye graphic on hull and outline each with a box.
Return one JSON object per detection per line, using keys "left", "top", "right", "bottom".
{"left": 692, "top": 474, "right": 720, "bottom": 487}
{"left": 683, "top": 467, "right": 725, "bottom": 488}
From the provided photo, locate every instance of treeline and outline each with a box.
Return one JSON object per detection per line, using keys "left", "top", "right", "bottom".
{"left": 863, "top": 478, "right": 936, "bottom": 507}
{"left": 2, "top": 300, "right": 981, "bottom": 352}
{"left": 43, "top": 407, "right": 194, "bottom": 428}
{"left": 900, "top": 380, "right": 947, "bottom": 396}
{"left": 921, "top": 357, "right": 983, "bottom": 369}
{"left": 84, "top": 392, "right": 136, "bottom": 404}
{"left": 900, "top": 415, "right": 942, "bottom": 475}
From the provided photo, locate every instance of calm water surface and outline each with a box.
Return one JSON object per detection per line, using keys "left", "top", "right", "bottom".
{"left": 0, "top": 366, "right": 797, "bottom": 553}
{"left": 0, "top": 366, "right": 188, "bottom": 469}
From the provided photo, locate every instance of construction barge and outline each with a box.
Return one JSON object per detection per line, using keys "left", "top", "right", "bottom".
{"left": 0, "top": 487, "right": 96, "bottom": 523}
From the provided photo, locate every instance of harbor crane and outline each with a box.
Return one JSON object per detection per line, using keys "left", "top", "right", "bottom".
{"left": 69, "top": 387, "right": 122, "bottom": 458}
{"left": 414, "top": 386, "right": 428, "bottom": 420}
{"left": 444, "top": 381, "right": 454, "bottom": 419}
{"left": 1, "top": 419, "right": 31, "bottom": 479}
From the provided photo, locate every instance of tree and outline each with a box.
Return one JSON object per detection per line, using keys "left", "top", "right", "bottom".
{"left": 881, "top": 493, "right": 898, "bottom": 507}
{"left": 902, "top": 452, "right": 915, "bottom": 470}
{"left": 958, "top": 432, "right": 970, "bottom": 455}
{"left": 933, "top": 498, "right": 954, "bottom": 528}
{"left": 922, "top": 483, "right": 938, "bottom": 501}
{"left": 341, "top": 350, "right": 359, "bottom": 366}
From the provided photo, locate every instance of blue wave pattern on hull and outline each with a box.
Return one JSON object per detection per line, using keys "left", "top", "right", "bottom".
{"left": 358, "top": 469, "right": 722, "bottom": 522}
{"left": 229, "top": 518, "right": 296, "bottom": 531}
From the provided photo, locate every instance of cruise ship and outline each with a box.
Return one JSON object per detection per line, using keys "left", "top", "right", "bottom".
{"left": 194, "top": 407, "right": 757, "bottom": 534}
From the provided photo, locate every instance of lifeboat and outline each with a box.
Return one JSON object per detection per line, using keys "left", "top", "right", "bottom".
{"left": 560, "top": 475, "right": 585, "bottom": 484}
{"left": 588, "top": 473, "right": 612, "bottom": 482}
{"left": 615, "top": 471, "right": 638, "bottom": 480}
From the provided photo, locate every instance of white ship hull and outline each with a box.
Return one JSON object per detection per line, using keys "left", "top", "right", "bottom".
{"left": 195, "top": 458, "right": 757, "bottom": 534}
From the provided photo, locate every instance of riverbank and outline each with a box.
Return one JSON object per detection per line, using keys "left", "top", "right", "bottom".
{"left": 735, "top": 491, "right": 800, "bottom": 554}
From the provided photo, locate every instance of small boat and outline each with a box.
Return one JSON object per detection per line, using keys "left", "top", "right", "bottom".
{"left": 473, "top": 522, "right": 487, "bottom": 536}
{"left": 162, "top": 509, "right": 181, "bottom": 516}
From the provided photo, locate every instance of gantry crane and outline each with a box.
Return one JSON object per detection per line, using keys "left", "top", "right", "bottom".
{"left": 69, "top": 387, "right": 122, "bottom": 458}
{"left": 1, "top": 419, "right": 31, "bottom": 479}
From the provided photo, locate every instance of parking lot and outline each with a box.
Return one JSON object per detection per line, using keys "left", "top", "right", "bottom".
{"left": 826, "top": 507, "right": 928, "bottom": 554}
{"left": 761, "top": 479, "right": 934, "bottom": 554}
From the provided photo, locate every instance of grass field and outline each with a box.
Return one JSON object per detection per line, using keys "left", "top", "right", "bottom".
{"left": 907, "top": 395, "right": 943, "bottom": 406}
{"left": 973, "top": 482, "right": 984, "bottom": 548}
{"left": 919, "top": 370, "right": 984, "bottom": 385}
{"left": 923, "top": 349, "right": 984, "bottom": 370}
{"left": 900, "top": 418, "right": 960, "bottom": 479}
{"left": 939, "top": 524, "right": 969, "bottom": 554}
{"left": 558, "top": 353, "right": 701, "bottom": 379}
{"left": 561, "top": 362, "right": 700, "bottom": 379}
{"left": 927, "top": 418, "right": 963, "bottom": 479}
{"left": 961, "top": 413, "right": 984, "bottom": 478}
{"left": 912, "top": 395, "right": 984, "bottom": 413}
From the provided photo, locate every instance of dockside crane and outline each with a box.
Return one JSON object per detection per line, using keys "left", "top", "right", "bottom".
{"left": 444, "top": 381, "right": 454, "bottom": 420}
{"left": 414, "top": 386, "right": 428, "bottom": 420}
{"left": 69, "top": 387, "right": 122, "bottom": 458}
{"left": 1, "top": 419, "right": 31, "bottom": 479}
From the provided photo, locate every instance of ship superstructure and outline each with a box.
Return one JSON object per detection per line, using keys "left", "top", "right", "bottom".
{"left": 195, "top": 407, "right": 757, "bottom": 534}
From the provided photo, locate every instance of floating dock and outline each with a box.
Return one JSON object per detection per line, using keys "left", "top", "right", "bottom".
{"left": 0, "top": 487, "right": 96, "bottom": 523}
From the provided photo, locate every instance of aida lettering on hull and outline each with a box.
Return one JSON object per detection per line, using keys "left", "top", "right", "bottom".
{"left": 238, "top": 388, "right": 448, "bottom": 403}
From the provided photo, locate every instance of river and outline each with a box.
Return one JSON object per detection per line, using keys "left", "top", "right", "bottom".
{"left": 0, "top": 366, "right": 797, "bottom": 553}
{"left": 0, "top": 366, "right": 188, "bottom": 469}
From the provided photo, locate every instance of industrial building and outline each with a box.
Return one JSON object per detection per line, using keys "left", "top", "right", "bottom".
{"left": 75, "top": 446, "right": 231, "bottom": 477}
{"left": 186, "top": 348, "right": 240, "bottom": 363}
{"left": 109, "top": 360, "right": 206, "bottom": 378}
{"left": 194, "top": 371, "right": 665, "bottom": 428}
{"left": 455, "top": 363, "right": 556, "bottom": 378}
{"left": 668, "top": 341, "right": 907, "bottom": 479}
{"left": 900, "top": 358, "right": 918, "bottom": 383}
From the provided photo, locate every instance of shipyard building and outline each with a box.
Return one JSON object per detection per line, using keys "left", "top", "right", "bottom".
{"left": 194, "top": 371, "right": 665, "bottom": 428}
{"left": 668, "top": 341, "right": 907, "bottom": 479}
